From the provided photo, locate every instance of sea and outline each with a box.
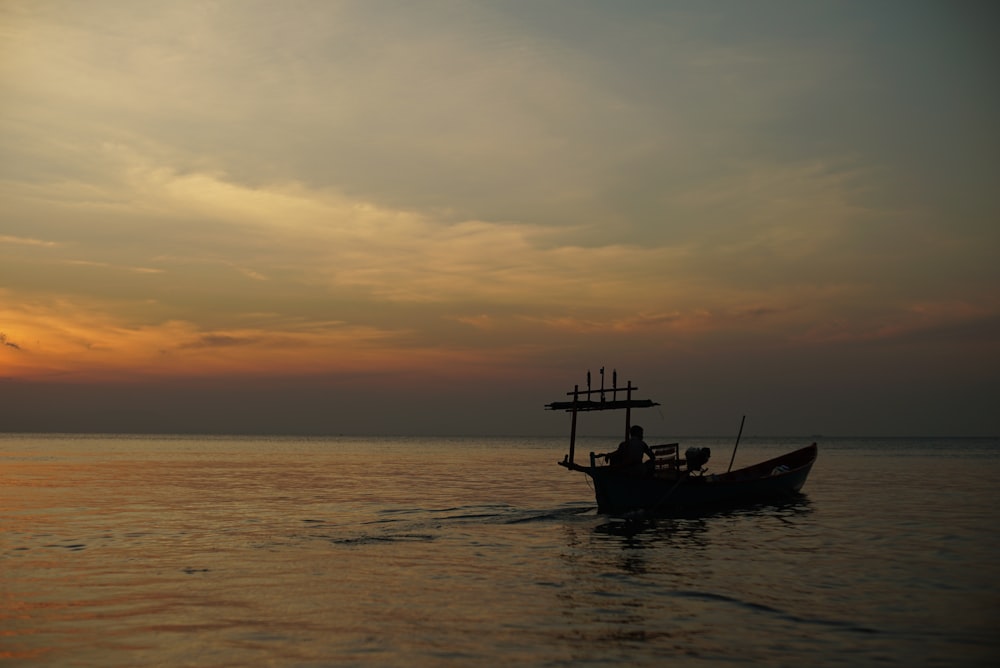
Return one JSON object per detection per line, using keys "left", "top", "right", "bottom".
{"left": 2, "top": 434, "right": 998, "bottom": 667}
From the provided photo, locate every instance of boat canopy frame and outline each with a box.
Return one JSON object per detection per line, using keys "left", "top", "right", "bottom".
{"left": 545, "top": 369, "right": 659, "bottom": 466}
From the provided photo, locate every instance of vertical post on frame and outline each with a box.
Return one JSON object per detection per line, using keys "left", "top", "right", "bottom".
{"left": 568, "top": 385, "right": 579, "bottom": 465}
{"left": 624, "top": 381, "right": 633, "bottom": 440}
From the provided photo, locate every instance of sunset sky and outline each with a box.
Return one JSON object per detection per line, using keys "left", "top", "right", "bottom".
{"left": 2, "top": 1, "right": 998, "bottom": 436}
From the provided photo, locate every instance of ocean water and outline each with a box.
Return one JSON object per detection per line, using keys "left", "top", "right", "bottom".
{"left": 1, "top": 434, "right": 997, "bottom": 667}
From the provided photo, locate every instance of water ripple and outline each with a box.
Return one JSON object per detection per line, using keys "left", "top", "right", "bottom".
{"left": 672, "top": 589, "right": 880, "bottom": 634}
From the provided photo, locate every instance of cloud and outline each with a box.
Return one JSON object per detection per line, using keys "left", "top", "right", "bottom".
{"left": 0, "top": 290, "right": 408, "bottom": 380}
{"left": 179, "top": 334, "right": 257, "bottom": 349}
{"left": 796, "top": 300, "right": 1000, "bottom": 347}
{"left": 1, "top": 333, "right": 22, "bottom": 350}
{"left": 4, "top": 143, "right": 694, "bottom": 312}
{"left": 0, "top": 235, "right": 59, "bottom": 247}
{"left": 63, "top": 259, "right": 164, "bottom": 274}
{"left": 7, "top": 138, "right": 993, "bottom": 387}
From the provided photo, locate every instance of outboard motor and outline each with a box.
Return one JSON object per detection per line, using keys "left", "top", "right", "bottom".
{"left": 684, "top": 446, "right": 711, "bottom": 472}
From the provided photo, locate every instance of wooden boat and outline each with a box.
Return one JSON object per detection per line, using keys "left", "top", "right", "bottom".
{"left": 549, "top": 371, "right": 818, "bottom": 516}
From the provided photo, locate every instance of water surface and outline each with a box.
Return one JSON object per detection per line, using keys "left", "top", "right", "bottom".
{"left": 2, "top": 434, "right": 997, "bottom": 666}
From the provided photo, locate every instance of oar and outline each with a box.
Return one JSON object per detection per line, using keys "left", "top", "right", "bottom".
{"left": 727, "top": 415, "right": 746, "bottom": 473}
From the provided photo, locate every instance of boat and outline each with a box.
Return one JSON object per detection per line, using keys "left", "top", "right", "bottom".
{"left": 548, "top": 370, "right": 818, "bottom": 516}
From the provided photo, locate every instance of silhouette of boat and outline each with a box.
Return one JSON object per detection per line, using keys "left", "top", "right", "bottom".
{"left": 548, "top": 370, "right": 817, "bottom": 516}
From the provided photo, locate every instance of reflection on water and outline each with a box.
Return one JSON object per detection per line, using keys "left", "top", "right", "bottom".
{"left": 591, "top": 516, "right": 711, "bottom": 558}
{"left": 591, "top": 496, "right": 814, "bottom": 547}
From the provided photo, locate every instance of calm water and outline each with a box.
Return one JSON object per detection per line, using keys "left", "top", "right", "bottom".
{"left": 2, "top": 434, "right": 998, "bottom": 667}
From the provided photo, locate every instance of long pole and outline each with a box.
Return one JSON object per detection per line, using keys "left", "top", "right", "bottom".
{"left": 727, "top": 415, "right": 746, "bottom": 473}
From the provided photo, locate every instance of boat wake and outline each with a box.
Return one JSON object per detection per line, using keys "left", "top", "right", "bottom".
{"left": 301, "top": 503, "right": 595, "bottom": 546}
{"left": 672, "top": 590, "right": 880, "bottom": 634}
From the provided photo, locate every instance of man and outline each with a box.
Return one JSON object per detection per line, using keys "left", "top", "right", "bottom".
{"left": 607, "top": 424, "right": 656, "bottom": 474}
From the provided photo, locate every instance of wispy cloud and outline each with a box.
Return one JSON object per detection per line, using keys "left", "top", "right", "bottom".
{"left": 63, "top": 259, "right": 164, "bottom": 274}
{"left": 0, "top": 235, "right": 59, "bottom": 247}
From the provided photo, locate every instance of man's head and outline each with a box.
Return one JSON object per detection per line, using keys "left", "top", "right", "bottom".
{"left": 629, "top": 424, "right": 644, "bottom": 438}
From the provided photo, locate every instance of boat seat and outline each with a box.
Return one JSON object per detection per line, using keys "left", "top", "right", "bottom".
{"left": 650, "top": 443, "right": 679, "bottom": 471}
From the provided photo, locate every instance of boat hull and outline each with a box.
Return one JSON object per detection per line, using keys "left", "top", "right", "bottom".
{"left": 581, "top": 444, "right": 817, "bottom": 516}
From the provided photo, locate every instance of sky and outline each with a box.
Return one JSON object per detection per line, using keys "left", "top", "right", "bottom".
{"left": 1, "top": 1, "right": 998, "bottom": 437}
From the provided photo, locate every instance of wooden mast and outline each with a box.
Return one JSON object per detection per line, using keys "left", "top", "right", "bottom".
{"left": 624, "top": 381, "right": 633, "bottom": 440}
{"left": 568, "top": 384, "right": 579, "bottom": 465}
